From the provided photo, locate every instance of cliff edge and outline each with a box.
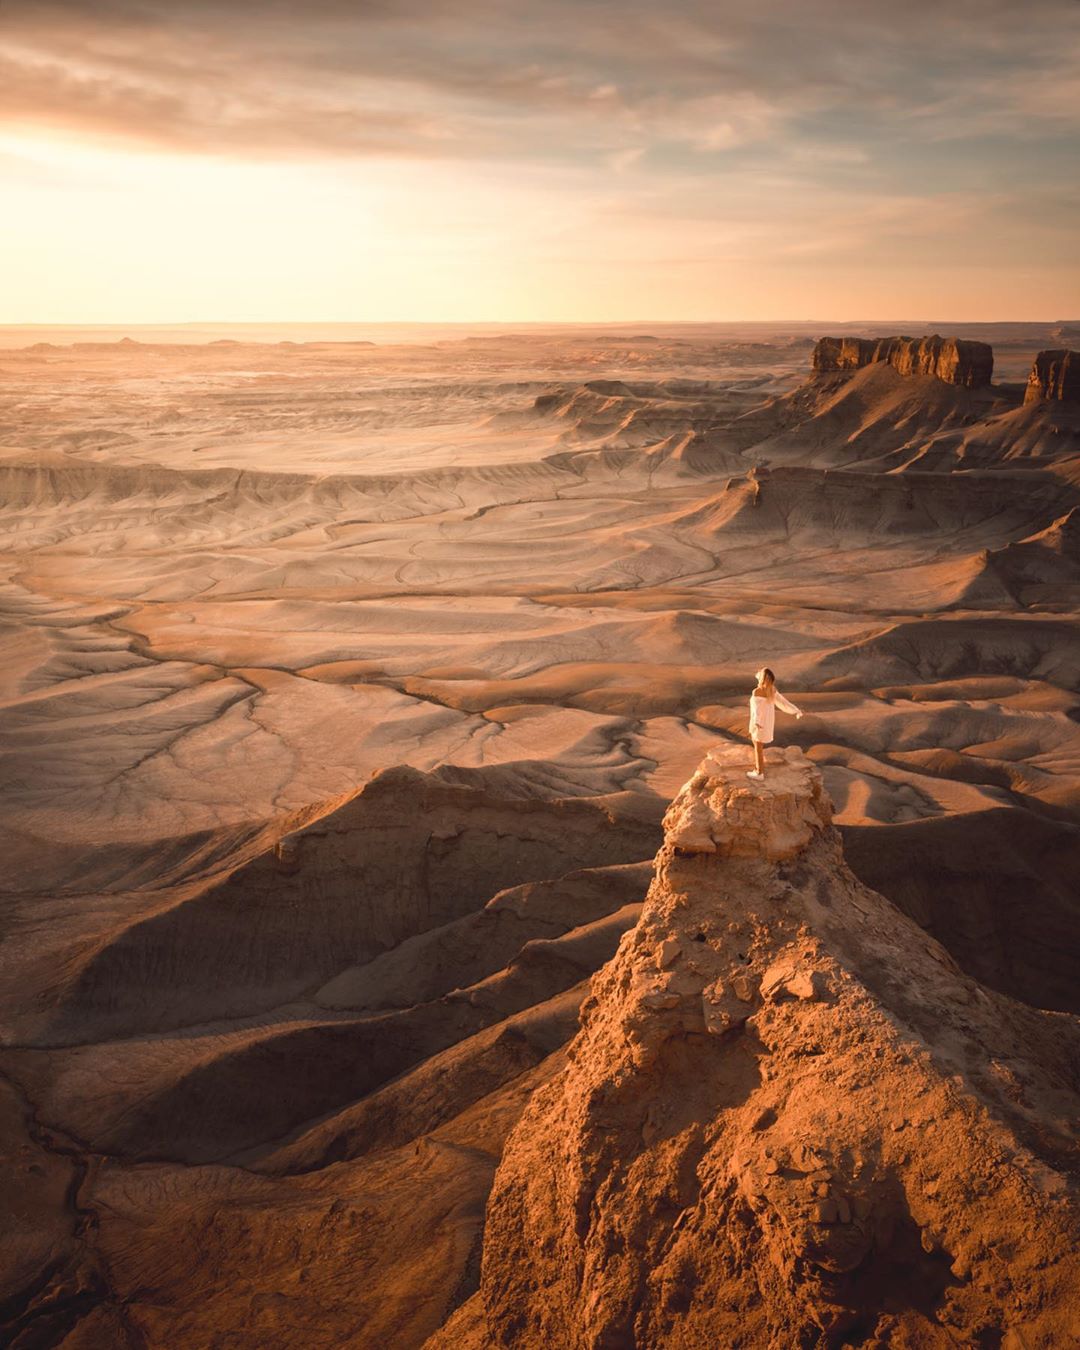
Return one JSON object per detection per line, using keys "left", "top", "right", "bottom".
{"left": 812, "top": 335, "right": 993, "bottom": 389}
{"left": 1025, "top": 349, "right": 1080, "bottom": 403}
{"left": 461, "top": 745, "right": 1080, "bottom": 1348}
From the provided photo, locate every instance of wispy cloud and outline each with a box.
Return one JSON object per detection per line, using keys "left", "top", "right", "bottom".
{"left": 4, "top": 0, "right": 1079, "bottom": 162}
{"left": 2, "top": 0, "right": 1078, "bottom": 321}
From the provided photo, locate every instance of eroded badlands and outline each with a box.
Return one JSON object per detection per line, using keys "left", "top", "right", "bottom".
{"left": 1, "top": 324, "right": 1078, "bottom": 1347}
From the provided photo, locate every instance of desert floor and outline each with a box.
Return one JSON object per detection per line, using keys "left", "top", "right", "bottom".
{"left": 1, "top": 323, "right": 1077, "bottom": 1347}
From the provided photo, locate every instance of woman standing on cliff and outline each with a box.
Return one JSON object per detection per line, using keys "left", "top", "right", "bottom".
{"left": 748, "top": 667, "right": 802, "bottom": 780}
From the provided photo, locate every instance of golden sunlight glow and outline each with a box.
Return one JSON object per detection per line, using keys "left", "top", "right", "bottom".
{"left": 1, "top": 0, "right": 1078, "bottom": 323}
{"left": 0, "top": 124, "right": 1072, "bottom": 324}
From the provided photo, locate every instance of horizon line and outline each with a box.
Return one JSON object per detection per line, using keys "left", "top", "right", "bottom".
{"left": 1, "top": 317, "right": 1075, "bottom": 330}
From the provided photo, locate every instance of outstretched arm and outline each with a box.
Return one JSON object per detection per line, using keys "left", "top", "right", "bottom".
{"left": 774, "top": 691, "right": 803, "bottom": 718}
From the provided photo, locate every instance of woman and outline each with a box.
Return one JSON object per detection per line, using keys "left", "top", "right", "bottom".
{"left": 747, "top": 667, "right": 803, "bottom": 780}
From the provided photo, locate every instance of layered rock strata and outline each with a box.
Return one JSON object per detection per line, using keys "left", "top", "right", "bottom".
{"left": 473, "top": 745, "right": 1080, "bottom": 1348}
{"left": 1024, "top": 348, "right": 1080, "bottom": 403}
{"left": 812, "top": 335, "right": 993, "bottom": 388}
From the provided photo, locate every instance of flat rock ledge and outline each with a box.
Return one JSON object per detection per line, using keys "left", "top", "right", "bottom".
{"left": 663, "top": 743, "right": 832, "bottom": 860}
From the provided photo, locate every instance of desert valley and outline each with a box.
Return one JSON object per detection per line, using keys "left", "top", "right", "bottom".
{"left": 1, "top": 322, "right": 1079, "bottom": 1347}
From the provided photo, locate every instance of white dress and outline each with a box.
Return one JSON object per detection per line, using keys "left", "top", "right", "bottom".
{"left": 749, "top": 690, "right": 801, "bottom": 744}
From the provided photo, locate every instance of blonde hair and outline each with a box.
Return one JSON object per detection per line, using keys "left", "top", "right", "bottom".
{"left": 756, "top": 667, "right": 776, "bottom": 698}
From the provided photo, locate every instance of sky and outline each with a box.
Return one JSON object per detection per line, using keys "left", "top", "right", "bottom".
{"left": 2, "top": 0, "right": 1079, "bottom": 324}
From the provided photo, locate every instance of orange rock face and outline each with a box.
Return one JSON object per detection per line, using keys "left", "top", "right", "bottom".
{"left": 474, "top": 748, "right": 1080, "bottom": 1348}
{"left": 812, "top": 334, "right": 994, "bottom": 388}
{"left": 1024, "top": 348, "right": 1080, "bottom": 403}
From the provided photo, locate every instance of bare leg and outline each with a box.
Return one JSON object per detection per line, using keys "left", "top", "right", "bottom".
{"left": 753, "top": 740, "right": 765, "bottom": 775}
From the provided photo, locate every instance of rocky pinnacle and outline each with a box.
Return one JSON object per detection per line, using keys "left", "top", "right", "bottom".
{"left": 475, "top": 745, "right": 1080, "bottom": 1348}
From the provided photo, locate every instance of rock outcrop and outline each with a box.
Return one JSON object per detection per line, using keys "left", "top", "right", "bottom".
{"left": 471, "top": 745, "right": 1080, "bottom": 1348}
{"left": 1024, "top": 348, "right": 1080, "bottom": 403}
{"left": 812, "top": 334, "right": 994, "bottom": 388}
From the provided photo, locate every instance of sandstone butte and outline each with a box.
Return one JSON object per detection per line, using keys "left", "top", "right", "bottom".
{"left": 1024, "top": 348, "right": 1080, "bottom": 404}
{"left": 439, "top": 746, "right": 1080, "bottom": 1349}
{"left": 812, "top": 335, "right": 994, "bottom": 389}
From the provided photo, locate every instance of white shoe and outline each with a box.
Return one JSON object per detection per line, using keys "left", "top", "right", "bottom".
{"left": 747, "top": 770, "right": 764, "bottom": 780}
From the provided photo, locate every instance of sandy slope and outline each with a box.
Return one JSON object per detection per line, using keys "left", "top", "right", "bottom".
{"left": 0, "top": 326, "right": 1078, "bottom": 1347}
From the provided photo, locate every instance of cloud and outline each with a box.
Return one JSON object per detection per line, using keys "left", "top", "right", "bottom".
{"left": 0, "top": 48, "right": 465, "bottom": 158}
{"left": 608, "top": 146, "right": 646, "bottom": 174}
{"left": 2, "top": 0, "right": 1079, "bottom": 325}
{"left": 3, "top": 0, "right": 1079, "bottom": 166}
